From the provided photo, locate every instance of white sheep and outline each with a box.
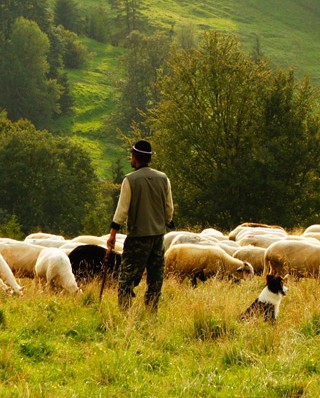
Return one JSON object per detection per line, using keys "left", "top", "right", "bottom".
{"left": 238, "top": 234, "right": 285, "bottom": 249}
{"left": 35, "top": 248, "right": 80, "bottom": 294}
{"left": 25, "top": 232, "right": 65, "bottom": 240}
{"left": 0, "top": 254, "right": 23, "bottom": 294}
{"left": 229, "top": 223, "right": 286, "bottom": 241}
{"left": 0, "top": 240, "right": 44, "bottom": 277}
{"left": 24, "top": 238, "right": 70, "bottom": 248}
{"left": 163, "top": 231, "right": 197, "bottom": 252}
{"left": 200, "top": 228, "right": 226, "bottom": 240}
{"left": 170, "top": 232, "right": 216, "bottom": 248}
{"left": 71, "top": 235, "right": 106, "bottom": 246}
{"left": 233, "top": 246, "right": 266, "bottom": 275}
{"left": 303, "top": 224, "right": 320, "bottom": 234}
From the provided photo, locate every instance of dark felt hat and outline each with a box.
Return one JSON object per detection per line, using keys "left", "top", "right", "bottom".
{"left": 132, "top": 140, "right": 153, "bottom": 155}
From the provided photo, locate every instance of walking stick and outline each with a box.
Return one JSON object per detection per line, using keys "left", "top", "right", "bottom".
{"left": 99, "top": 247, "right": 112, "bottom": 302}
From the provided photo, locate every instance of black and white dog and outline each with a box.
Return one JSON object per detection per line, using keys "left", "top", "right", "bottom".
{"left": 241, "top": 274, "right": 288, "bottom": 322}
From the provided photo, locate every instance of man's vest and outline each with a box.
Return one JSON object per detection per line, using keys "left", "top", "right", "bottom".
{"left": 126, "top": 166, "right": 169, "bottom": 237}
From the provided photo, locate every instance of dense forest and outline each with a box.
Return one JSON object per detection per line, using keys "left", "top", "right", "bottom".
{"left": 0, "top": 0, "right": 319, "bottom": 237}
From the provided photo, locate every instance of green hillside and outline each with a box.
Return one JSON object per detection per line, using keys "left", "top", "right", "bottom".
{"left": 52, "top": 0, "right": 320, "bottom": 179}
{"left": 139, "top": 0, "right": 320, "bottom": 81}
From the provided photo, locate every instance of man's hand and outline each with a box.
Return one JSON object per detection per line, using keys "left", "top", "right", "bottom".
{"left": 166, "top": 220, "right": 175, "bottom": 229}
{"left": 107, "top": 228, "right": 117, "bottom": 250}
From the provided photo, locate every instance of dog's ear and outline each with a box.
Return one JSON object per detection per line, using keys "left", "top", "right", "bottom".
{"left": 266, "top": 274, "right": 275, "bottom": 284}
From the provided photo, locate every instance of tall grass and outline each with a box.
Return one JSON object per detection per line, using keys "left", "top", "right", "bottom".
{"left": 1, "top": 275, "right": 320, "bottom": 396}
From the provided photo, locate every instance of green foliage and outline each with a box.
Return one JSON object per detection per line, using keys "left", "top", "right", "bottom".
{"left": 55, "top": 72, "right": 74, "bottom": 114}
{"left": 149, "top": 31, "right": 320, "bottom": 229}
{"left": 85, "top": 6, "right": 111, "bottom": 43}
{"left": 54, "top": 0, "right": 82, "bottom": 34}
{"left": 108, "top": 0, "right": 146, "bottom": 38}
{"left": 0, "top": 0, "right": 53, "bottom": 40}
{"left": 81, "top": 180, "right": 118, "bottom": 236}
{"left": 59, "top": 26, "right": 92, "bottom": 69}
{"left": 259, "top": 71, "right": 320, "bottom": 226}
{"left": 0, "top": 118, "right": 100, "bottom": 235}
{"left": 0, "top": 212, "right": 24, "bottom": 240}
{"left": 0, "top": 17, "right": 61, "bottom": 129}
{"left": 108, "top": 30, "right": 172, "bottom": 135}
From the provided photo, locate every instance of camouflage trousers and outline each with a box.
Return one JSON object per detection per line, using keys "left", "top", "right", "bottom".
{"left": 118, "top": 235, "right": 164, "bottom": 311}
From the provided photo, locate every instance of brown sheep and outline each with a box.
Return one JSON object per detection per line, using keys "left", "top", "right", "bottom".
{"left": 165, "top": 243, "right": 254, "bottom": 287}
{"left": 264, "top": 240, "right": 320, "bottom": 278}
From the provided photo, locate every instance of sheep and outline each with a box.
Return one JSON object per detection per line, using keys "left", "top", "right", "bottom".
{"left": 170, "top": 232, "right": 216, "bottom": 248}
{"left": 25, "top": 232, "right": 65, "bottom": 240}
{"left": 71, "top": 235, "right": 106, "bottom": 246}
{"left": 0, "top": 240, "right": 44, "bottom": 277}
{"left": 35, "top": 248, "right": 80, "bottom": 294}
{"left": 0, "top": 254, "right": 23, "bottom": 294}
{"left": 0, "top": 278, "right": 10, "bottom": 292}
{"left": 264, "top": 240, "right": 320, "bottom": 278}
{"left": 23, "top": 238, "right": 70, "bottom": 248}
{"left": 236, "top": 227, "right": 287, "bottom": 242}
{"left": 214, "top": 241, "right": 240, "bottom": 256}
{"left": 233, "top": 246, "right": 266, "bottom": 275}
{"left": 200, "top": 228, "right": 226, "bottom": 241}
{"left": 163, "top": 231, "right": 197, "bottom": 252}
{"left": 303, "top": 224, "right": 320, "bottom": 234}
{"left": 302, "top": 232, "right": 320, "bottom": 242}
{"left": 165, "top": 243, "right": 254, "bottom": 287}
{"left": 238, "top": 234, "right": 284, "bottom": 249}
{"left": 285, "top": 235, "right": 320, "bottom": 244}
{"left": 68, "top": 244, "right": 121, "bottom": 283}
{"left": 229, "top": 223, "right": 286, "bottom": 241}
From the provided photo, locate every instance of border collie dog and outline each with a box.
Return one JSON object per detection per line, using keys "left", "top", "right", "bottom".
{"left": 241, "top": 274, "right": 288, "bottom": 322}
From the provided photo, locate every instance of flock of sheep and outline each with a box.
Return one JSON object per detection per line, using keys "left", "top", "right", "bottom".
{"left": 0, "top": 222, "right": 320, "bottom": 296}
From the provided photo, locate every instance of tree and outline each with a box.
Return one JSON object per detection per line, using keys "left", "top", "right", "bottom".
{"left": 258, "top": 70, "right": 320, "bottom": 227}
{"left": 0, "top": 118, "right": 100, "bottom": 235}
{"left": 108, "top": 0, "right": 144, "bottom": 36}
{"left": 54, "top": 0, "right": 82, "bottom": 34}
{"left": 0, "top": 212, "right": 24, "bottom": 240}
{"left": 56, "top": 27, "right": 91, "bottom": 69}
{"left": 86, "top": 7, "right": 111, "bottom": 43}
{"left": 147, "top": 31, "right": 320, "bottom": 229}
{"left": 0, "top": 0, "right": 52, "bottom": 40}
{"left": 108, "top": 30, "right": 172, "bottom": 135}
{"left": 0, "top": 17, "right": 61, "bottom": 128}
{"left": 175, "top": 23, "right": 198, "bottom": 50}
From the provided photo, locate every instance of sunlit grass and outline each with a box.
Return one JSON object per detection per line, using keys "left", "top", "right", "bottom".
{"left": 1, "top": 275, "right": 320, "bottom": 396}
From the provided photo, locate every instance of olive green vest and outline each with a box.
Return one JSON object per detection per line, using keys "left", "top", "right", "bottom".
{"left": 126, "top": 167, "right": 169, "bottom": 237}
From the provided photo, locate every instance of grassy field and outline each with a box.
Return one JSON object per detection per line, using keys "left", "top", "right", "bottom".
{"left": 1, "top": 275, "right": 320, "bottom": 397}
{"left": 51, "top": 0, "right": 320, "bottom": 180}
{"left": 52, "top": 38, "right": 126, "bottom": 179}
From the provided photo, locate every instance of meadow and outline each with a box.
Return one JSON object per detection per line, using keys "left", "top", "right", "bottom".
{"left": 1, "top": 274, "right": 320, "bottom": 397}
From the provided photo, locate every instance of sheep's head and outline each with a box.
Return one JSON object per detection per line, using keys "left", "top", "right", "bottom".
{"left": 236, "top": 262, "right": 254, "bottom": 279}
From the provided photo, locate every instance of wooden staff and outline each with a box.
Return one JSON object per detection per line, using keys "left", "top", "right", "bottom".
{"left": 99, "top": 247, "right": 112, "bottom": 302}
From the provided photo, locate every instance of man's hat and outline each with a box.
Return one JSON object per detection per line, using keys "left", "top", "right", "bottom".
{"left": 132, "top": 140, "right": 153, "bottom": 155}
